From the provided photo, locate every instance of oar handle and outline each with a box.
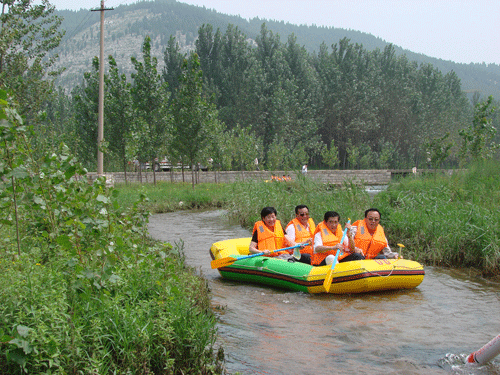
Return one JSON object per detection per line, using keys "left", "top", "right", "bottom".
{"left": 323, "top": 219, "right": 352, "bottom": 292}
{"left": 241, "top": 244, "right": 302, "bottom": 260}
{"left": 330, "top": 219, "right": 351, "bottom": 268}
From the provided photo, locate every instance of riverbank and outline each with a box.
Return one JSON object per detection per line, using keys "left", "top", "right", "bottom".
{"left": 116, "top": 161, "right": 500, "bottom": 276}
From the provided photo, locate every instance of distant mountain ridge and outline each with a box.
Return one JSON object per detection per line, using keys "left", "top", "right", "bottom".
{"left": 53, "top": 0, "right": 500, "bottom": 99}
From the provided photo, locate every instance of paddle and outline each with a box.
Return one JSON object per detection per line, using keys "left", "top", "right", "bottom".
{"left": 211, "top": 244, "right": 304, "bottom": 269}
{"left": 397, "top": 243, "right": 405, "bottom": 259}
{"left": 292, "top": 245, "right": 303, "bottom": 260}
{"left": 322, "top": 219, "right": 350, "bottom": 292}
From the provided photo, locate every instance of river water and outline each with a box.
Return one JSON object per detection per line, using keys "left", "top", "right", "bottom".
{"left": 148, "top": 210, "right": 500, "bottom": 375}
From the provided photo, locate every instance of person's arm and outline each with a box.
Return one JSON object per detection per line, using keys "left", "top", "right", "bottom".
{"left": 344, "top": 222, "right": 354, "bottom": 253}
{"left": 349, "top": 225, "right": 364, "bottom": 254}
{"left": 313, "top": 232, "right": 342, "bottom": 254}
{"left": 382, "top": 238, "right": 401, "bottom": 259}
{"left": 249, "top": 230, "right": 270, "bottom": 255}
{"left": 285, "top": 224, "right": 296, "bottom": 246}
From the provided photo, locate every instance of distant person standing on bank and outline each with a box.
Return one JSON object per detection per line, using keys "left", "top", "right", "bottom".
{"left": 254, "top": 158, "right": 259, "bottom": 171}
{"left": 302, "top": 164, "right": 308, "bottom": 175}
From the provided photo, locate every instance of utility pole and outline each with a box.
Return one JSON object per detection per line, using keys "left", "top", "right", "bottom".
{"left": 91, "top": 0, "right": 113, "bottom": 176}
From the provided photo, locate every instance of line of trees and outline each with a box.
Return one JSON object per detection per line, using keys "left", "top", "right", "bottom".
{"left": 2, "top": 0, "right": 498, "bottom": 182}
{"left": 64, "top": 23, "right": 498, "bottom": 176}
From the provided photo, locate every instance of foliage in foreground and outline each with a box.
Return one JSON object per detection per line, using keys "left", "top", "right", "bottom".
{"left": 0, "top": 91, "right": 223, "bottom": 374}
{"left": 0, "top": 241, "right": 223, "bottom": 374}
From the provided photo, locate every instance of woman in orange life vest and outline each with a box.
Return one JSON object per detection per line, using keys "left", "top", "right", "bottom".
{"left": 348, "top": 208, "right": 401, "bottom": 259}
{"left": 312, "top": 211, "right": 365, "bottom": 266}
{"left": 249, "top": 207, "right": 294, "bottom": 258}
{"left": 284, "top": 204, "right": 315, "bottom": 264}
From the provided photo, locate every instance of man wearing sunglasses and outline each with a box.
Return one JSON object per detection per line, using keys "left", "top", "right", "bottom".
{"left": 285, "top": 205, "right": 316, "bottom": 264}
{"left": 349, "top": 208, "right": 401, "bottom": 259}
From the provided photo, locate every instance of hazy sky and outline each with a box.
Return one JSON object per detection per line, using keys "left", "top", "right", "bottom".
{"left": 46, "top": 0, "right": 499, "bottom": 65}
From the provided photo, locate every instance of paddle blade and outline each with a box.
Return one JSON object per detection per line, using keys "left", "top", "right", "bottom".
{"left": 210, "top": 256, "right": 237, "bottom": 269}
{"left": 323, "top": 251, "right": 340, "bottom": 292}
{"left": 293, "top": 247, "right": 302, "bottom": 260}
{"left": 323, "top": 268, "right": 334, "bottom": 292}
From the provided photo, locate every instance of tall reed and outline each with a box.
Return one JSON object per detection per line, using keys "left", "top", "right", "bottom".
{"left": 374, "top": 161, "right": 500, "bottom": 274}
{"left": 114, "top": 163, "right": 500, "bottom": 275}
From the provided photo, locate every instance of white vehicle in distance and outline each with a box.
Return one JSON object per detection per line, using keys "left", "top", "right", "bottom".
{"left": 137, "top": 157, "right": 211, "bottom": 172}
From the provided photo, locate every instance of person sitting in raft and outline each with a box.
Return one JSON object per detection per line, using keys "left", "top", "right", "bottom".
{"left": 312, "top": 211, "right": 365, "bottom": 266}
{"left": 249, "top": 206, "right": 294, "bottom": 259}
{"left": 349, "top": 208, "right": 401, "bottom": 259}
{"left": 284, "top": 205, "right": 316, "bottom": 264}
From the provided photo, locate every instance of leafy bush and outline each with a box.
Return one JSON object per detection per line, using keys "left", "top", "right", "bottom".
{"left": 0, "top": 90, "right": 223, "bottom": 374}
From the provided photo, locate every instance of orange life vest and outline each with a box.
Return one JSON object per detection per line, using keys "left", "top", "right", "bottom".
{"left": 311, "top": 221, "right": 346, "bottom": 265}
{"left": 353, "top": 219, "right": 388, "bottom": 259}
{"left": 285, "top": 217, "right": 316, "bottom": 255}
{"left": 253, "top": 220, "right": 285, "bottom": 257}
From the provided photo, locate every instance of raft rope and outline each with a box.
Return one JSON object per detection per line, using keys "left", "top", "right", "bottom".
{"left": 227, "top": 260, "right": 419, "bottom": 280}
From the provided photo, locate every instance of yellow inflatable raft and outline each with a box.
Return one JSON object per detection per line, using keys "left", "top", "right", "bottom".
{"left": 210, "top": 237, "right": 425, "bottom": 294}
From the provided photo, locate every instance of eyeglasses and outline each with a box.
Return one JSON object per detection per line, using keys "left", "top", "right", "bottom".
{"left": 298, "top": 213, "right": 309, "bottom": 217}
{"left": 367, "top": 218, "right": 380, "bottom": 222}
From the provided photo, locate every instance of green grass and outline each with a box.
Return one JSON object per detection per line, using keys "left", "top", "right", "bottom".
{"left": 115, "top": 161, "right": 500, "bottom": 276}
{"left": 115, "top": 182, "right": 232, "bottom": 212}
{"left": 115, "top": 177, "right": 372, "bottom": 229}
{"left": 373, "top": 161, "right": 500, "bottom": 274}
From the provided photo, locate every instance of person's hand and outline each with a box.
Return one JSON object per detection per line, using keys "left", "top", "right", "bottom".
{"left": 262, "top": 249, "right": 271, "bottom": 255}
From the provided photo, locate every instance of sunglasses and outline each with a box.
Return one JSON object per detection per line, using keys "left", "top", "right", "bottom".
{"left": 299, "top": 213, "right": 309, "bottom": 216}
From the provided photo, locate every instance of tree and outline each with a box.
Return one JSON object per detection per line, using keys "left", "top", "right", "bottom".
{"left": 170, "top": 52, "right": 219, "bottom": 188}
{"left": 72, "top": 57, "right": 100, "bottom": 169}
{"left": 217, "top": 24, "right": 251, "bottom": 128}
{"left": 195, "top": 24, "right": 222, "bottom": 100}
{"left": 321, "top": 139, "right": 340, "bottom": 169}
{"left": 425, "top": 133, "right": 453, "bottom": 169}
{"left": 459, "top": 95, "right": 497, "bottom": 165}
{"left": 105, "top": 55, "right": 134, "bottom": 181}
{"left": 229, "top": 125, "right": 262, "bottom": 171}
{"left": 163, "top": 35, "right": 185, "bottom": 103}
{"left": 266, "top": 138, "right": 288, "bottom": 171}
{"left": 315, "top": 38, "right": 379, "bottom": 168}
{"left": 0, "top": 0, "right": 64, "bottom": 124}
{"left": 131, "top": 36, "right": 170, "bottom": 184}
{"left": 40, "top": 86, "right": 75, "bottom": 152}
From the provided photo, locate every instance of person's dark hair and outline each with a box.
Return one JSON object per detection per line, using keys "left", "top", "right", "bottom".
{"left": 295, "top": 204, "right": 309, "bottom": 214}
{"left": 324, "top": 211, "right": 340, "bottom": 222}
{"left": 261, "top": 206, "right": 277, "bottom": 219}
{"left": 364, "top": 208, "right": 381, "bottom": 219}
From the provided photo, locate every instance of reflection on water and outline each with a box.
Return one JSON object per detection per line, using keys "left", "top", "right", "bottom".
{"left": 148, "top": 210, "right": 500, "bottom": 375}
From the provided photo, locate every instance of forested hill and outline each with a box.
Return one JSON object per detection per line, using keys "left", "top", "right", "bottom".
{"left": 54, "top": 0, "right": 499, "bottom": 99}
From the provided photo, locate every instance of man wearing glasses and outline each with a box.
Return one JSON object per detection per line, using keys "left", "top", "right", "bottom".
{"left": 349, "top": 208, "right": 401, "bottom": 259}
{"left": 285, "top": 205, "right": 316, "bottom": 264}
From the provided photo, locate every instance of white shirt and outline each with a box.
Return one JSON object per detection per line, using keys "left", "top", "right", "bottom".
{"left": 285, "top": 222, "right": 310, "bottom": 243}
{"left": 313, "top": 231, "right": 349, "bottom": 253}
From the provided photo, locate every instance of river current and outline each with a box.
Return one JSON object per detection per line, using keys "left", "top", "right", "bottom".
{"left": 148, "top": 209, "right": 500, "bottom": 375}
